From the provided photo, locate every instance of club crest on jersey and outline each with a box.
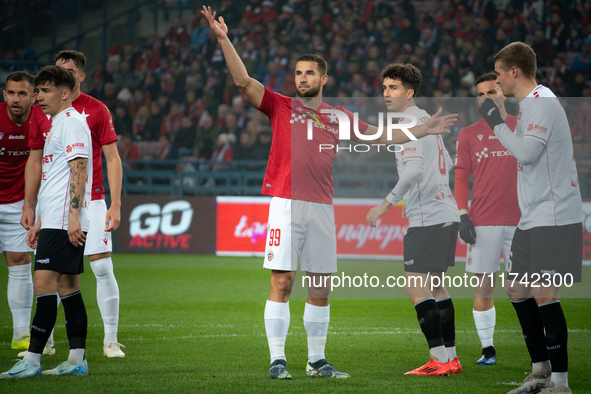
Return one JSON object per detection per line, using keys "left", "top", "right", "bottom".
{"left": 66, "top": 145, "right": 72, "bottom": 153}
{"left": 267, "top": 249, "right": 274, "bottom": 261}
{"left": 477, "top": 134, "right": 484, "bottom": 141}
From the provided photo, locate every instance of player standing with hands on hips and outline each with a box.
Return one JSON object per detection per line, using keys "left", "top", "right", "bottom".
{"left": 454, "top": 72, "right": 520, "bottom": 366}
{"left": 1, "top": 65, "right": 92, "bottom": 378}
{"left": 479, "top": 42, "right": 582, "bottom": 394}
{"left": 202, "top": 5, "right": 458, "bottom": 380}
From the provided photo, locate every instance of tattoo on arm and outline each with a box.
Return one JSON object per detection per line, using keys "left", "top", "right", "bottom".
{"left": 68, "top": 158, "right": 88, "bottom": 215}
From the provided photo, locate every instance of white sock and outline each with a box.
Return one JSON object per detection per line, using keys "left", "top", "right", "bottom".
{"left": 91, "top": 258, "right": 120, "bottom": 345}
{"left": 264, "top": 300, "right": 290, "bottom": 363}
{"left": 68, "top": 348, "right": 85, "bottom": 364}
{"left": 46, "top": 297, "right": 60, "bottom": 348}
{"left": 551, "top": 372, "right": 569, "bottom": 389}
{"left": 24, "top": 351, "right": 41, "bottom": 365}
{"left": 7, "top": 264, "right": 33, "bottom": 339}
{"left": 429, "top": 345, "right": 449, "bottom": 363}
{"left": 303, "top": 303, "right": 330, "bottom": 363}
{"left": 445, "top": 346, "right": 457, "bottom": 361}
{"left": 473, "top": 307, "right": 495, "bottom": 349}
{"left": 532, "top": 360, "right": 552, "bottom": 377}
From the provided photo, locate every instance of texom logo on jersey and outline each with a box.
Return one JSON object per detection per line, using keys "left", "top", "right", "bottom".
{"left": 128, "top": 201, "right": 194, "bottom": 249}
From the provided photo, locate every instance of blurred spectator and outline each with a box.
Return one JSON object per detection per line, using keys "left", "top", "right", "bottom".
{"left": 160, "top": 100, "right": 184, "bottom": 138}
{"left": 133, "top": 105, "right": 151, "bottom": 139}
{"left": 128, "top": 89, "right": 151, "bottom": 119}
{"left": 118, "top": 132, "right": 140, "bottom": 169}
{"left": 113, "top": 103, "right": 133, "bottom": 136}
{"left": 143, "top": 102, "right": 164, "bottom": 141}
{"left": 195, "top": 114, "right": 219, "bottom": 159}
{"left": 211, "top": 133, "right": 236, "bottom": 168}
{"left": 153, "top": 134, "right": 172, "bottom": 160}
{"left": 171, "top": 117, "right": 196, "bottom": 158}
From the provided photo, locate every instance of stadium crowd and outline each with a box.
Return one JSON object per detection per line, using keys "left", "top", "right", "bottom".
{"left": 2, "top": 0, "right": 591, "bottom": 168}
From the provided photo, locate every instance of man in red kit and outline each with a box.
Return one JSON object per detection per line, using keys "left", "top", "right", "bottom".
{"left": 22, "top": 50, "right": 125, "bottom": 358}
{"left": 453, "top": 72, "right": 520, "bottom": 366}
{"left": 0, "top": 72, "right": 50, "bottom": 352}
{"left": 202, "top": 5, "right": 457, "bottom": 380}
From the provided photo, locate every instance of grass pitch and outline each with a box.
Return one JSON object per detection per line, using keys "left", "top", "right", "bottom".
{"left": 0, "top": 254, "right": 590, "bottom": 393}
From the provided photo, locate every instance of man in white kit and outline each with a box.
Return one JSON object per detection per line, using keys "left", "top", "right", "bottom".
{"left": 1, "top": 65, "right": 92, "bottom": 378}
{"left": 367, "top": 63, "right": 461, "bottom": 377}
{"left": 454, "top": 72, "right": 520, "bottom": 366}
{"left": 203, "top": 6, "right": 458, "bottom": 380}
{"left": 22, "top": 50, "right": 125, "bottom": 358}
{"left": 0, "top": 72, "right": 50, "bottom": 352}
{"left": 479, "top": 42, "right": 582, "bottom": 394}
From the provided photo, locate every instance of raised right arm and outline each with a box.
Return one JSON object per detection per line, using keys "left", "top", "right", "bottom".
{"left": 202, "top": 6, "right": 265, "bottom": 108}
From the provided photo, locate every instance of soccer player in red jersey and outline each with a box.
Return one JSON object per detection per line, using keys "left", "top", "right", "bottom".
{"left": 454, "top": 72, "right": 520, "bottom": 366}
{"left": 0, "top": 72, "right": 50, "bottom": 353}
{"left": 202, "top": 5, "right": 457, "bottom": 380}
{"left": 22, "top": 50, "right": 125, "bottom": 358}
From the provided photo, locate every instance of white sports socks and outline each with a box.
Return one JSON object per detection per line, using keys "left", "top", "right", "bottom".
{"left": 473, "top": 307, "right": 496, "bottom": 349}
{"left": 303, "top": 303, "right": 330, "bottom": 364}
{"left": 7, "top": 264, "right": 33, "bottom": 339}
{"left": 264, "top": 300, "right": 290, "bottom": 363}
{"left": 90, "top": 257, "right": 120, "bottom": 345}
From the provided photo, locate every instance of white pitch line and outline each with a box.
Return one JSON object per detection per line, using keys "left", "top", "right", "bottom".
{"left": 2, "top": 328, "right": 590, "bottom": 347}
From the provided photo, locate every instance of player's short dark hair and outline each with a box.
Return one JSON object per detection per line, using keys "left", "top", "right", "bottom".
{"left": 475, "top": 72, "right": 498, "bottom": 86}
{"left": 34, "top": 65, "right": 76, "bottom": 91}
{"left": 493, "top": 42, "right": 536, "bottom": 79}
{"left": 54, "top": 50, "right": 87, "bottom": 72}
{"left": 6, "top": 71, "right": 34, "bottom": 86}
{"left": 381, "top": 63, "right": 422, "bottom": 96}
{"left": 297, "top": 54, "right": 328, "bottom": 75}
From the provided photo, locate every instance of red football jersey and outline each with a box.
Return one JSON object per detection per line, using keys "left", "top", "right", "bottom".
{"left": 256, "top": 87, "right": 369, "bottom": 204}
{"left": 0, "top": 104, "right": 50, "bottom": 204}
{"left": 454, "top": 116, "right": 520, "bottom": 226}
{"left": 30, "top": 93, "right": 118, "bottom": 200}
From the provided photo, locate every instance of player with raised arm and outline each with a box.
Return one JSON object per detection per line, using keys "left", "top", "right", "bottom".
{"left": 202, "top": 6, "right": 457, "bottom": 380}
{"left": 479, "top": 42, "right": 582, "bottom": 394}
{"left": 0, "top": 72, "right": 50, "bottom": 353}
{"left": 366, "top": 63, "right": 461, "bottom": 376}
{"left": 22, "top": 50, "right": 125, "bottom": 358}
{"left": 454, "top": 72, "right": 520, "bottom": 366}
{"left": 1, "top": 65, "right": 92, "bottom": 378}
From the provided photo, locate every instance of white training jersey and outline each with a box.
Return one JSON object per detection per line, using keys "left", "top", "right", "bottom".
{"left": 38, "top": 107, "right": 92, "bottom": 231}
{"left": 512, "top": 85, "right": 582, "bottom": 229}
{"left": 390, "top": 106, "right": 459, "bottom": 227}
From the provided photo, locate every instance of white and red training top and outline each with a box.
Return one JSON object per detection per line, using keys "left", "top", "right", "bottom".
{"left": 38, "top": 108, "right": 92, "bottom": 231}
{"left": 256, "top": 87, "right": 369, "bottom": 204}
{"left": 493, "top": 85, "right": 582, "bottom": 229}
{"left": 454, "top": 116, "right": 520, "bottom": 226}
{"left": 0, "top": 103, "right": 50, "bottom": 204}
{"left": 389, "top": 106, "right": 459, "bottom": 227}
{"left": 30, "top": 92, "right": 117, "bottom": 201}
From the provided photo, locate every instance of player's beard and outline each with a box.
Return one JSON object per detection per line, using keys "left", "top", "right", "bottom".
{"left": 296, "top": 83, "right": 321, "bottom": 98}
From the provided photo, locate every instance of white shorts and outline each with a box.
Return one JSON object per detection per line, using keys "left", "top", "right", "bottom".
{"left": 263, "top": 197, "right": 337, "bottom": 274}
{"left": 465, "top": 225, "right": 516, "bottom": 274}
{"left": 83, "top": 199, "right": 113, "bottom": 256}
{"left": 0, "top": 200, "right": 32, "bottom": 253}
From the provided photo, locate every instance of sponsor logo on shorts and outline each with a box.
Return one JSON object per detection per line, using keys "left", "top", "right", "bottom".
{"left": 267, "top": 249, "right": 274, "bottom": 261}
{"left": 37, "top": 258, "right": 50, "bottom": 264}
{"left": 103, "top": 238, "right": 108, "bottom": 245}
{"left": 404, "top": 259, "right": 414, "bottom": 266}
{"left": 467, "top": 256, "right": 472, "bottom": 265}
